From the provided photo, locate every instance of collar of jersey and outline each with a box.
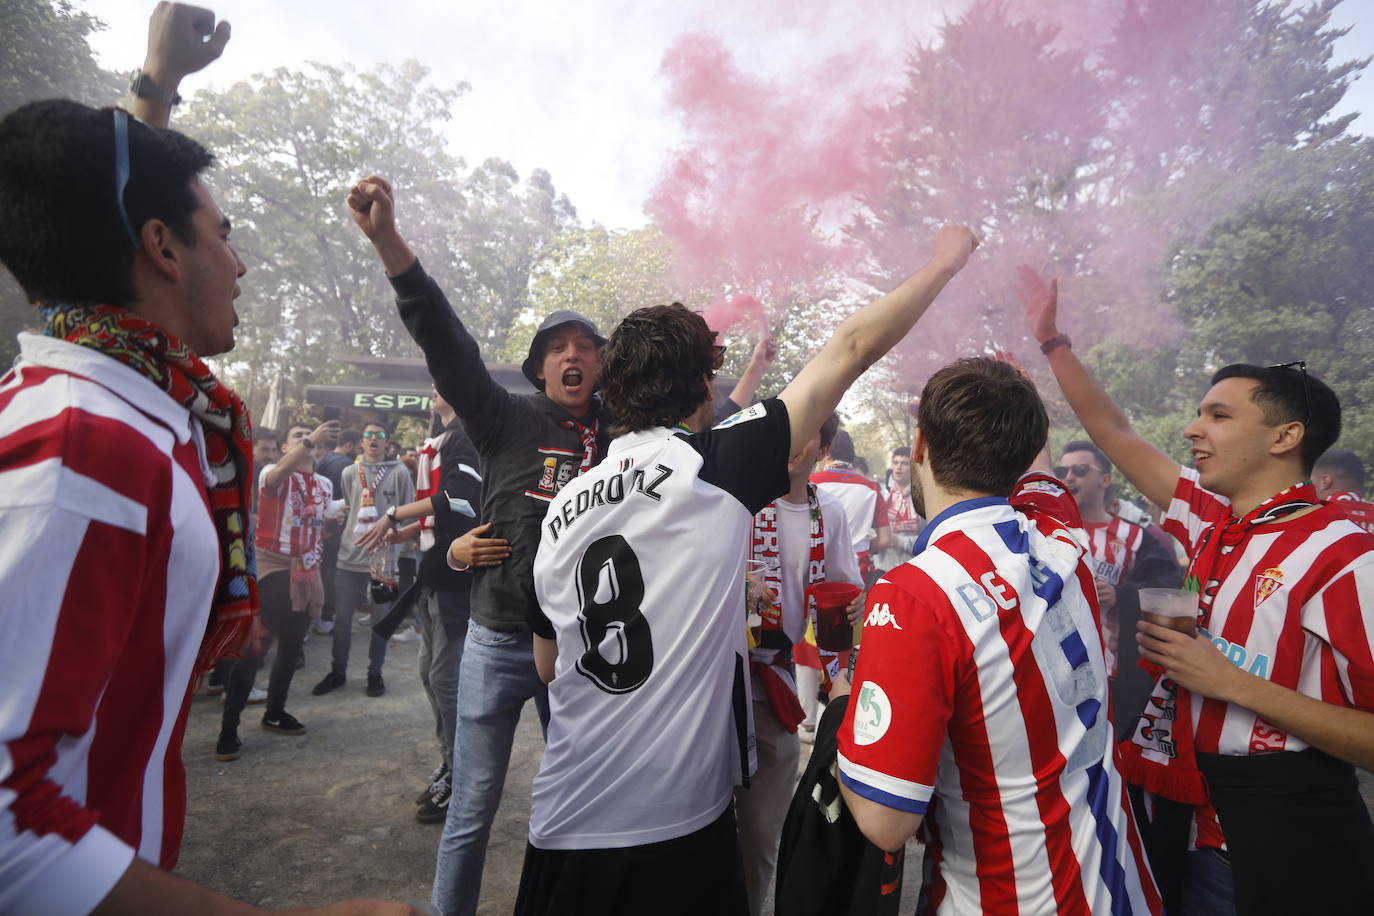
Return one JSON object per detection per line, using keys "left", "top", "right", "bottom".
{"left": 607, "top": 426, "right": 679, "bottom": 455}
{"left": 912, "top": 495, "right": 1010, "bottom": 556}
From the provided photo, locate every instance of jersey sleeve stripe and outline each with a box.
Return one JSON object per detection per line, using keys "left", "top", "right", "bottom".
{"left": 836, "top": 753, "right": 932, "bottom": 813}
{"left": 1082, "top": 761, "right": 1136, "bottom": 916}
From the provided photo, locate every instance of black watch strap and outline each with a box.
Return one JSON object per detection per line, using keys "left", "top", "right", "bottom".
{"left": 1040, "top": 333, "right": 1071, "bottom": 355}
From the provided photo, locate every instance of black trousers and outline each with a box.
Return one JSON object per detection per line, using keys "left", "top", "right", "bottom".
{"left": 220, "top": 570, "right": 310, "bottom": 729}
{"left": 515, "top": 805, "right": 748, "bottom": 916}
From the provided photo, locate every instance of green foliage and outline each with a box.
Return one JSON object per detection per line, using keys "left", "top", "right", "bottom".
{"left": 173, "top": 61, "right": 575, "bottom": 417}
{"left": 0, "top": 0, "right": 124, "bottom": 364}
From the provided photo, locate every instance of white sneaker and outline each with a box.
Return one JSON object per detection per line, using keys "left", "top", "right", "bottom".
{"left": 390, "top": 626, "right": 421, "bottom": 644}
{"left": 355, "top": 613, "right": 373, "bottom": 628}
{"left": 220, "top": 686, "right": 269, "bottom": 706}
{"left": 313, "top": 619, "right": 335, "bottom": 635}
{"left": 799, "top": 722, "right": 816, "bottom": 744}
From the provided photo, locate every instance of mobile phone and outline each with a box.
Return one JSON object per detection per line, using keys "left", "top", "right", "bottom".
{"left": 321, "top": 405, "right": 341, "bottom": 421}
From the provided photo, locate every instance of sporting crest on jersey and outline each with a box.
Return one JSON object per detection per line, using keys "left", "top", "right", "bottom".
{"left": 853, "top": 681, "right": 892, "bottom": 746}
{"left": 1254, "top": 567, "right": 1284, "bottom": 607}
{"left": 713, "top": 402, "right": 767, "bottom": 429}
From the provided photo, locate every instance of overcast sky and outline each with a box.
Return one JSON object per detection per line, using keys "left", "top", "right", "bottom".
{"left": 81, "top": 0, "right": 1374, "bottom": 230}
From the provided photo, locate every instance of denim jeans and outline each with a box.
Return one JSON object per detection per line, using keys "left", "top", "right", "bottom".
{"left": 1179, "top": 848, "right": 1236, "bottom": 916}
{"left": 331, "top": 567, "right": 390, "bottom": 677}
{"left": 431, "top": 621, "right": 550, "bottom": 916}
{"left": 416, "top": 586, "right": 470, "bottom": 770}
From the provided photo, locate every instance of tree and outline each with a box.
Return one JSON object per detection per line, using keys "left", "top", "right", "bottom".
{"left": 173, "top": 60, "right": 577, "bottom": 416}
{"left": 0, "top": 0, "right": 124, "bottom": 364}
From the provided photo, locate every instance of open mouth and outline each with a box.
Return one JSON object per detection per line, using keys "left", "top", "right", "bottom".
{"left": 1192, "top": 450, "right": 1212, "bottom": 468}
{"left": 562, "top": 368, "right": 584, "bottom": 389}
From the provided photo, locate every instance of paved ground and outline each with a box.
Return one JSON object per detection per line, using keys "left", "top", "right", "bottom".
{"left": 176, "top": 624, "right": 1374, "bottom": 913}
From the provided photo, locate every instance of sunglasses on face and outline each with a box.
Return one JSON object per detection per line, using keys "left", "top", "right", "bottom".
{"left": 362, "top": 430, "right": 388, "bottom": 440}
{"left": 1054, "top": 463, "right": 1100, "bottom": 479}
{"left": 711, "top": 345, "right": 727, "bottom": 372}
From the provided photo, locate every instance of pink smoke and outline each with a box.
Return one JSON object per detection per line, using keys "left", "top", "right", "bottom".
{"left": 646, "top": 0, "right": 1359, "bottom": 386}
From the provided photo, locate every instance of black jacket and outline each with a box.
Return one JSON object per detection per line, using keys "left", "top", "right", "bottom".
{"left": 390, "top": 261, "right": 610, "bottom": 630}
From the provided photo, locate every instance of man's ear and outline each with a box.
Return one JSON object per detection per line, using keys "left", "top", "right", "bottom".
{"left": 1269, "top": 421, "right": 1306, "bottom": 463}
{"left": 138, "top": 219, "right": 183, "bottom": 282}
{"left": 912, "top": 428, "right": 927, "bottom": 465}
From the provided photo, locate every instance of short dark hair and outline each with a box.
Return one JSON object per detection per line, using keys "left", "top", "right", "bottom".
{"left": 600, "top": 303, "right": 716, "bottom": 436}
{"left": 0, "top": 100, "right": 215, "bottom": 310}
{"left": 891, "top": 445, "right": 911, "bottom": 459}
{"left": 1211, "top": 364, "right": 1340, "bottom": 474}
{"left": 1060, "top": 439, "right": 1111, "bottom": 474}
{"left": 819, "top": 413, "right": 840, "bottom": 450}
{"left": 854, "top": 456, "right": 870, "bottom": 477}
{"left": 1314, "top": 447, "right": 1366, "bottom": 490}
{"left": 362, "top": 420, "right": 390, "bottom": 435}
{"left": 918, "top": 358, "right": 1048, "bottom": 496}
{"left": 338, "top": 428, "right": 362, "bottom": 447}
{"left": 829, "top": 429, "right": 856, "bottom": 463}
{"left": 252, "top": 427, "right": 279, "bottom": 443}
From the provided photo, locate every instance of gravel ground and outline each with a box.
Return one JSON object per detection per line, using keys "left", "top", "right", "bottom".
{"left": 174, "top": 625, "right": 1373, "bottom": 913}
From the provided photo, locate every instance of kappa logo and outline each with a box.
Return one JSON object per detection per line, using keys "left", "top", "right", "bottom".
{"left": 865, "top": 603, "right": 902, "bottom": 630}
{"left": 1254, "top": 567, "right": 1284, "bottom": 607}
{"left": 853, "top": 681, "right": 892, "bottom": 746}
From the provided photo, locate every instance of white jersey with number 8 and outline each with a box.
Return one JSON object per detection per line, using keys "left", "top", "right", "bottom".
{"left": 529, "top": 400, "right": 791, "bottom": 850}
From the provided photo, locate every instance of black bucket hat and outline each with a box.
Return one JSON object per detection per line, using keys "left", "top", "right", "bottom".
{"left": 521, "top": 310, "right": 607, "bottom": 389}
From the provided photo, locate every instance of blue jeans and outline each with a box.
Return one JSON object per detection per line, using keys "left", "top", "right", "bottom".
{"left": 431, "top": 621, "right": 550, "bottom": 916}
{"left": 1179, "top": 848, "right": 1236, "bottom": 916}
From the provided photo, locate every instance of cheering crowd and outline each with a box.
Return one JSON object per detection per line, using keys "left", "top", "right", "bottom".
{"left": 2, "top": 4, "right": 1373, "bottom": 915}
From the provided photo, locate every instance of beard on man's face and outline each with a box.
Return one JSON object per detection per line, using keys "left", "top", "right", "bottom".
{"left": 910, "top": 473, "right": 926, "bottom": 519}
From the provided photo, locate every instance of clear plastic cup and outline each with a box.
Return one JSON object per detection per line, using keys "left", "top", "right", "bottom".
{"left": 1138, "top": 587, "right": 1198, "bottom": 636}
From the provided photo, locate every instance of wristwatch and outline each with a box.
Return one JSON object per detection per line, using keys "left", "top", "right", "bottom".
{"left": 129, "top": 70, "right": 182, "bottom": 106}
{"left": 385, "top": 505, "right": 400, "bottom": 524}
{"left": 1040, "top": 333, "right": 1071, "bottom": 355}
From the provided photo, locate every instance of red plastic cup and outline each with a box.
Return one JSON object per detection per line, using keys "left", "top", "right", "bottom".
{"left": 806, "top": 581, "right": 863, "bottom": 652}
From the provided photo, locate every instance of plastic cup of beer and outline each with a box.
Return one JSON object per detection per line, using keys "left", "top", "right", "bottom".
{"left": 806, "top": 581, "right": 863, "bottom": 652}
{"left": 1138, "top": 587, "right": 1198, "bottom": 636}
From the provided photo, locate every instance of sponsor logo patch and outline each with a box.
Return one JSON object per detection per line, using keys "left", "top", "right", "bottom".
{"left": 853, "top": 681, "right": 892, "bottom": 746}
{"left": 713, "top": 402, "right": 768, "bottom": 429}
{"left": 1021, "top": 479, "right": 1067, "bottom": 497}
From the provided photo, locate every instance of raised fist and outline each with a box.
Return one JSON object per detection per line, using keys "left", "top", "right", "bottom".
{"left": 144, "top": 3, "right": 230, "bottom": 83}
{"left": 347, "top": 175, "right": 396, "bottom": 240}
{"left": 930, "top": 225, "right": 979, "bottom": 274}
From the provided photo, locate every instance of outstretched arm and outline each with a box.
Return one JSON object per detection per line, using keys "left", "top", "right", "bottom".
{"left": 1016, "top": 266, "right": 1181, "bottom": 510}
{"left": 727, "top": 335, "right": 777, "bottom": 408}
{"left": 132, "top": 3, "right": 231, "bottom": 129}
{"left": 779, "top": 227, "right": 977, "bottom": 455}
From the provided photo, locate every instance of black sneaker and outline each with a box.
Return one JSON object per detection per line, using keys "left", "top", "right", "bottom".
{"left": 311, "top": 671, "right": 346, "bottom": 696}
{"left": 416, "top": 762, "right": 450, "bottom": 806}
{"left": 416, "top": 776, "right": 451, "bottom": 824}
{"left": 215, "top": 731, "right": 242, "bottom": 761}
{"left": 261, "top": 710, "right": 307, "bottom": 735}
{"left": 366, "top": 673, "right": 386, "bottom": 697}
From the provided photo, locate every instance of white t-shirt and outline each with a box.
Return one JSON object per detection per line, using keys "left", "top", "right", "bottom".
{"left": 771, "top": 491, "right": 863, "bottom": 642}
{"left": 529, "top": 399, "right": 791, "bottom": 850}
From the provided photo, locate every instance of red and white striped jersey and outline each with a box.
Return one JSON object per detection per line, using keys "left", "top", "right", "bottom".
{"left": 1162, "top": 468, "right": 1374, "bottom": 757}
{"left": 838, "top": 474, "right": 1161, "bottom": 915}
{"left": 811, "top": 465, "right": 887, "bottom": 555}
{"left": 1083, "top": 517, "right": 1144, "bottom": 587}
{"left": 254, "top": 465, "right": 333, "bottom": 565}
{"left": 1084, "top": 516, "right": 1145, "bottom": 678}
{"left": 1329, "top": 491, "right": 1374, "bottom": 536}
{"left": 0, "top": 334, "right": 219, "bottom": 913}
